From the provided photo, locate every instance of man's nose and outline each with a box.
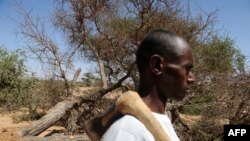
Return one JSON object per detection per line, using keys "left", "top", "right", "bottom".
{"left": 187, "top": 72, "right": 195, "bottom": 84}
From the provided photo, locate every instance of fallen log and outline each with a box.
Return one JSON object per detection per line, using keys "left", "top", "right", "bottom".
{"left": 22, "top": 133, "right": 90, "bottom": 141}
{"left": 19, "top": 63, "right": 135, "bottom": 137}
{"left": 19, "top": 97, "right": 81, "bottom": 136}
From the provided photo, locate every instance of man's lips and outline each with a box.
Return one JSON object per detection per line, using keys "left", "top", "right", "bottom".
{"left": 185, "top": 89, "right": 190, "bottom": 94}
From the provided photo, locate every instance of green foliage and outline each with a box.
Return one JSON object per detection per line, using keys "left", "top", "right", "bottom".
{"left": 110, "top": 17, "right": 138, "bottom": 39}
{"left": 194, "top": 36, "right": 245, "bottom": 74}
{"left": 81, "top": 72, "right": 101, "bottom": 87}
{"left": 181, "top": 93, "right": 214, "bottom": 115}
{"left": 181, "top": 105, "right": 200, "bottom": 115}
{"left": 0, "top": 47, "right": 37, "bottom": 110}
{"left": 0, "top": 47, "right": 25, "bottom": 88}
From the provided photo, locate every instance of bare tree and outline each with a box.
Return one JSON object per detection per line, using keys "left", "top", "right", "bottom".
{"left": 16, "top": 7, "right": 74, "bottom": 96}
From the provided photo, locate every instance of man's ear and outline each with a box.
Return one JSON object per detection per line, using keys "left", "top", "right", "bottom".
{"left": 149, "top": 55, "right": 165, "bottom": 75}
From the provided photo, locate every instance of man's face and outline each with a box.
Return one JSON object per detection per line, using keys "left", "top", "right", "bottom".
{"left": 157, "top": 37, "right": 195, "bottom": 101}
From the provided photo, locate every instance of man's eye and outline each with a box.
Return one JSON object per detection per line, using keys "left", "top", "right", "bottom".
{"left": 186, "top": 64, "right": 193, "bottom": 70}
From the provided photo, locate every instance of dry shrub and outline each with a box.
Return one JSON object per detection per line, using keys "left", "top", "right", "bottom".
{"left": 176, "top": 73, "right": 250, "bottom": 141}
{"left": 32, "top": 79, "right": 67, "bottom": 111}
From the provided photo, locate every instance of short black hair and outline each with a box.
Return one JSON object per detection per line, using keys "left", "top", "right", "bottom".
{"left": 136, "top": 29, "right": 180, "bottom": 73}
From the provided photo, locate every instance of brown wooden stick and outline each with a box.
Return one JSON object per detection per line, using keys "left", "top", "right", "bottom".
{"left": 116, "top": 91, "right": 171, "bottom": 141}
{"left": 84, "top": 91, "right": 171, "bottom": 141}
{"left": 84, "top": 104, "right": 123, "bottom": 141}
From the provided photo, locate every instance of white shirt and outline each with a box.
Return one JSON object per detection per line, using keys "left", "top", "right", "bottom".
{"left": 101, "top": 112, "right": 180, "bottom": 141}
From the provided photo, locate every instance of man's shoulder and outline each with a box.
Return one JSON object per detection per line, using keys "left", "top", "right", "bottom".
{"left": 110, "top": 114, "right": 147, "bottom": 132}
{"left": 111, "top": 113, "right": 170, "bottom": 130}
{"left": 152, "top": 112, "right": 171, "bottom": 123}
{"left": 103, "top": 114, "right": 154, "bottom": 140}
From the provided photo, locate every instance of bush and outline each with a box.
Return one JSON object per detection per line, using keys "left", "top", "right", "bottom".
{"left": 180, "top": 90, "right": 214, "bottom": 115}
{"left": 0, "top": 47, "right": 37, "bottom": 111}
{"left": 37, "top": 79, "right": 66, "bottom": 109}
{"left": 177, "top": 73, "right": 249, "bottom": 141}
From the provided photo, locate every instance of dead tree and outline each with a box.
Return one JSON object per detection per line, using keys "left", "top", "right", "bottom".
{"left": 16, "top": 6, "right": 73, "bottom": 96}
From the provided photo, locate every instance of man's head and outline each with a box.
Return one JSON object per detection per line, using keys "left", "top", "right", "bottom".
{"left": 136, "top": 29, "right": 195, "bottom": 101}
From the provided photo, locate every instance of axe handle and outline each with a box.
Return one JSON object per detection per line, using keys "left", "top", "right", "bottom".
{"left": 84, "top": 104, "right": 123, "bottom": 141}
{"left": 84, "top": 91, "right": 171, "bottom": 141}
{"left": 116, "top": 91, "right": 171, "bottom": 141}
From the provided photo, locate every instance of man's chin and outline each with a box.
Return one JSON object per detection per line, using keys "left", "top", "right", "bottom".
{"left": 172, "top": 93, "right": 186, "bottom": 101}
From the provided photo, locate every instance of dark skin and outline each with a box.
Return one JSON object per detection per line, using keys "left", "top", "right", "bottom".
{"left": 139, "top": 36, "right": 195, "bottom": 114}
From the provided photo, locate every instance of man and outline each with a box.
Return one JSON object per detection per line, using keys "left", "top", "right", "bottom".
{"left": 102, "top": 29, "right": 195, "bottom": 141}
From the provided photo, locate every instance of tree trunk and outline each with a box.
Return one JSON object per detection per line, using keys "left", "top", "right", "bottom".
{"left": 19, "top": 98, "right": 79, "bottom": 136}
{"left": 72, "top": 68, "right": 81, "bottom": 86}
{"left": 97, "top": 56, "right": 108, "bottom": 88}
{"left": 85, "top": 38, "right": 108, "bottom": 89}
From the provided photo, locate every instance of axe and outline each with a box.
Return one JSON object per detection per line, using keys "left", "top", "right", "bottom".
{"left": 84, "top": 91, "right": 171, "bottom": 141}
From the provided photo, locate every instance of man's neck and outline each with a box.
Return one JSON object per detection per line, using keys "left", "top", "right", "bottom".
{"left": 141, "top": 88, "right": 167, "bottom": 114}
{"left": 138, "top": 77, "right": 167, "bottom": 114}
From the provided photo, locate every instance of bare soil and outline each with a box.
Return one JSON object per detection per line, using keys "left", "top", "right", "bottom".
{"left": 0, "top": 112, "right": 30, "bottom": 141}
{"left": 0, "top": 112, "right": 66, "bottom": 141}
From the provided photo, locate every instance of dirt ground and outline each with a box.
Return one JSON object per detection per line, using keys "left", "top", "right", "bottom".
{"left": 0, "top": 111, "right": 201, "bottom": 141}
{"left": 0, "top": 112, "right": 30, "bottom": 141}
{"left": 0, "top": 112, "right": 67, "bottom": 141}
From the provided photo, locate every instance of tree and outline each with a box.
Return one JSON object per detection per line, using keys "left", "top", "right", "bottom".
{"left": 16, "top": 7, "right": 73, "bottom": 96}
{"left": 53, "top": 0, "right": 113, "bottom": 88}
{"left": 0, "top": 46, "right": 37, "bottom": 111}
{"left": 0, "top": 47, "right": 25, "bottom": 89}
{"left": 193, "top": 36, "right": 245, "bottom": 74}
{"left": 53, "top": 0, "right": 218, "bottom": 89}
{"left": 16, "top": 0, "right": 219, "bottom": 90}
{"left": 82, "top": 72, "right": 100, "bottom": 86}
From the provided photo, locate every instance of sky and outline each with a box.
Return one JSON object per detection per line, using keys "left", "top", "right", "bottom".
{"left": 188, "top": 0, "right": 250, "bottom": 66}
{"left": 0, "top": 0, "right": 250, "bottom": 77}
